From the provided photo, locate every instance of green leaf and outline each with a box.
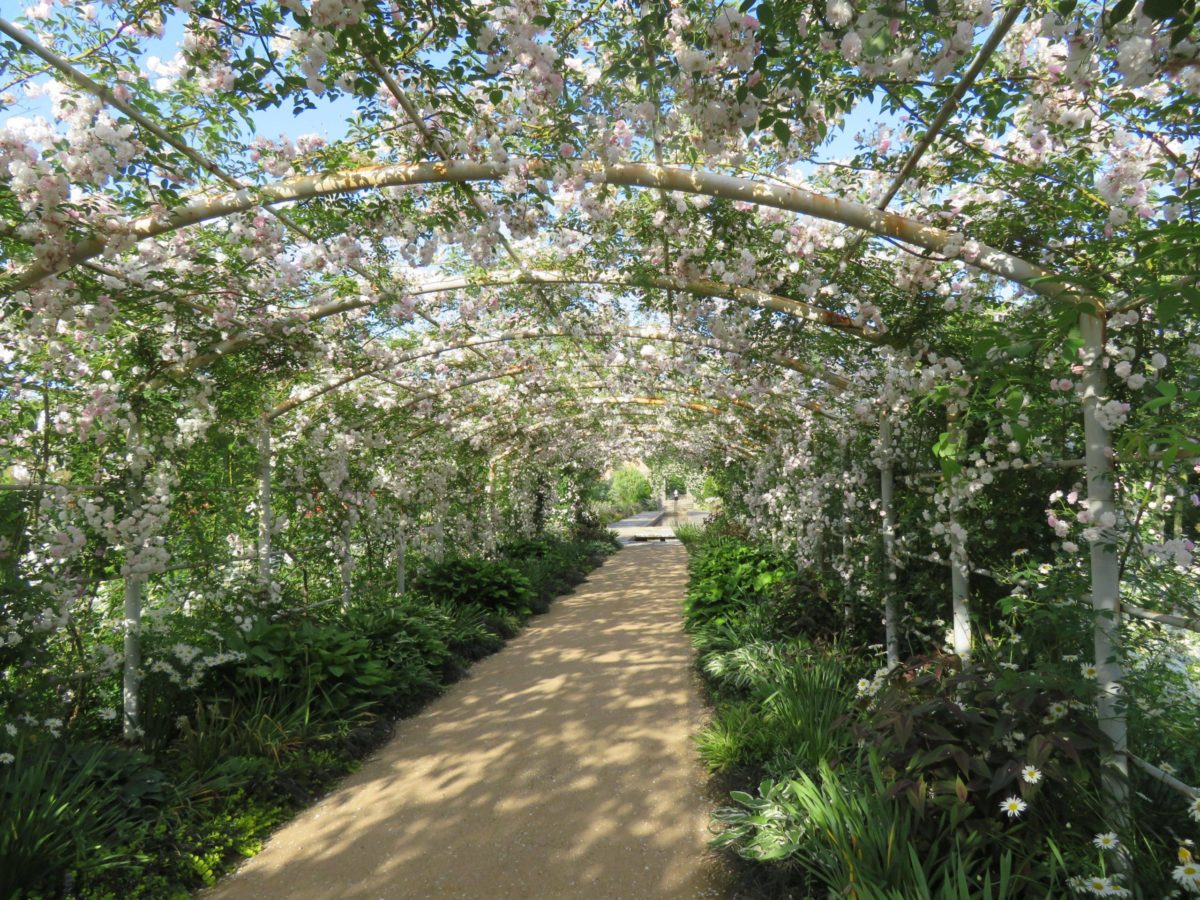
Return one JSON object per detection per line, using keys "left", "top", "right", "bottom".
{"left": 1144, "top": 380, "right": 1177, "bottom": 411}
{"left": 1143, "top": 0, "right": 1182, "bottom": 19}
{"left": 1108, "top": 0, "right": 1137, "bottom": 24}
{"left": 1006, "top": 341, "right": 1033, "bottom": 358}
{"left": 1061, "top": 326, "right": 1084, "bottom": 364}
{"left": 1158, "top": 292, "right": 1183, "bottom": 322}
{"left": 773, "top": 119, "right": 790, "bottom": 146}
{"left": 863, "top": 26, "right": 894, "bottom": 59}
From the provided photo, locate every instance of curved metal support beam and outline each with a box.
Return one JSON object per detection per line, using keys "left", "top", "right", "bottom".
{"left": 279, "top": 346, "right": 821, "bottom": 457}
{"left": 435, "top": 404, "right": 761, "bottom": 461}
{"left": 164, "top": 268, "right": 870, "bottom": 384}
{"left": 361, "top": 367, "right": 798, "bottom": 438}
{"left": 8, "top": 161, "right": 1080, "bottom": 310}
{"left": 490, "top": 417, "right": 759, "bottom": 462}
{"left": 266, "top": 325, "right": 848, "bottom": 421}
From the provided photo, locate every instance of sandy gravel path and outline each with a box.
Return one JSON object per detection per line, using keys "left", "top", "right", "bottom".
{"left": 205, "top": 542, "right": 725, "bottom": 899}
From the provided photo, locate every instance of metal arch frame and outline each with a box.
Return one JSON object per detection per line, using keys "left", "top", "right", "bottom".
{"left": 170, "top": 268, "right": 873, "bottom": 381}
{"left": 265, "top": 326, "right": 848, "bottom": 423}
{"left": 7, "top": 159, "right": 1082, "bottom": 313}
{"left": 286, "top": 364, "right": 807, "bottom": 444}
{"left": 416, "top": 403, "right": 762, "bottom": 462}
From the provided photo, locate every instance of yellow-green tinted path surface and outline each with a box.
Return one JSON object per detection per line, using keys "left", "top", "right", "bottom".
{"left": 205, "top": 542, "right": 726, "bottom": 899}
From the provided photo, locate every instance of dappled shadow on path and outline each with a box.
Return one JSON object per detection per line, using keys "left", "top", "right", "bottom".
{"left": 204, "top": 543, "right": 725, "bottom": 900}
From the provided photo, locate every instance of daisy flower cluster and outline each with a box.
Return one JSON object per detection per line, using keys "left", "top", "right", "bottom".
{"left": 1067, "top": 873, "right": 1131, "bottom": 897}
{"left": 1174, "top": 848, "right": 1200, "bottom": 895}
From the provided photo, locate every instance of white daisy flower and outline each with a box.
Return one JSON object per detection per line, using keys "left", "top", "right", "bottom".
{"left": 1093, "top": 832, "right": 1119, "bottom": 850}
{"left": 999, "top": 796, "right": 1027, "bottom": 818}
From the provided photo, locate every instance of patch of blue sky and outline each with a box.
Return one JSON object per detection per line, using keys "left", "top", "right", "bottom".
{"left": 1, "top": 6, "right": 359, "bottom": 140}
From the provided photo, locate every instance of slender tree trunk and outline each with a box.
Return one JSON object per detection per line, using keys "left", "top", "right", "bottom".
{"left": 122, "top": 569, "right": 143, "bottom": 741}
{"left": 798, "top": 519, "right": 808, "bottom": 579}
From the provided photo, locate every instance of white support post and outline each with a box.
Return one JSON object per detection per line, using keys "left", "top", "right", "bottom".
{"left": 948, "top": 517, "right": 971, "bottom": 660}
{"left": 947, "top": 413, "right": 972, "bottom": 661}
{"left": 812, "top": 498, "right": 826, "bottom": 574}
{"left": 840, "top": 445, "right": 852, "bottom": 623}
{"left": 842, "top": 517, "right": 853, "bottom": 623}
{"left": 1079, "top": 309, "right": 1128, "bottom": 810}
{"left": 257, "top": 418, "right": 272, "bottom": 589}
{"left": 880, "top": 413, "right": 900, "bottom": 668}
{"left": 486, "top": 457, "right": 497, "bottom": 554}
{"left": 122, "top": 567, "right": 143, "bottom": 742}
{"left": 798, "top": 519, "right": 808, "bottom": 578}
{"left": 395, "top": 522, "right": 407, "bottom": 595}
{"left": 341, "top": 514, "right": 353, "bottom": 610}
{"left": 122, "top": 421, "right": 144, "bottom": 742}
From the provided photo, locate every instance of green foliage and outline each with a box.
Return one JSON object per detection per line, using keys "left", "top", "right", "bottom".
{"left": 214, "top": 618, "right": 393, "bottom": 723}
{"left": 663, "top": 473, "right": 688, "bottom": 496}
{"left": 2, "top": 538, "right": 607, "bottom": 898}
{"left": 672, "top": 521, "right": 705, "bottom": 549}
{"left": 696, "top": 638, "right": 858, "bottom": 776}
{"left": 713, "top": 757, "right": 928, "bottom": 881}
{"left": 608, "top": 466, "right": 653, "bottom": 506}
{"left": 856, "top": 654, "right": 1106, "bottom": 833}
{"left": 502, "top": 534, "right": 615, "bottom": 611}
{"left": 694, "top": 701, "right": 774, "bottom": 774}
{"left": 679, "top": 531, "right": 1167, "bottom": 897}
{"left": 684, "top": 536, "right": 789, "bottom": 628}
{"left": 429, "top": 598, "right": 506, "bottom": 663}
{"left": 0, "top": 738, "right": 151, "bottom": 896}
{"left": 413, "top": 557, "right": 535, "bottom": 616}
{"left": 344, "top": 596, "right": 451, "bottom": 703}
{"left": 712, "top": 757, "right": 1058, "bottom": 898}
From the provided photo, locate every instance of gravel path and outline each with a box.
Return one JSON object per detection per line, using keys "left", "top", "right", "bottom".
{"left": 205, "top": 542, "right": 726, "bottom": 899}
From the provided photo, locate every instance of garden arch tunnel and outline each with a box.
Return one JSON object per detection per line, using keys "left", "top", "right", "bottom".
{"left": 2, "top": 7, "right": 1193, "bottom": 855}
{"left": 4, "top": 150, "right": 1124, "bottom": 801}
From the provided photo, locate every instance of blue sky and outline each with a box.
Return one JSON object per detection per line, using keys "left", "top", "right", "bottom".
{"left": 3, "top": 8, "right": 883, "bottom": 164}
